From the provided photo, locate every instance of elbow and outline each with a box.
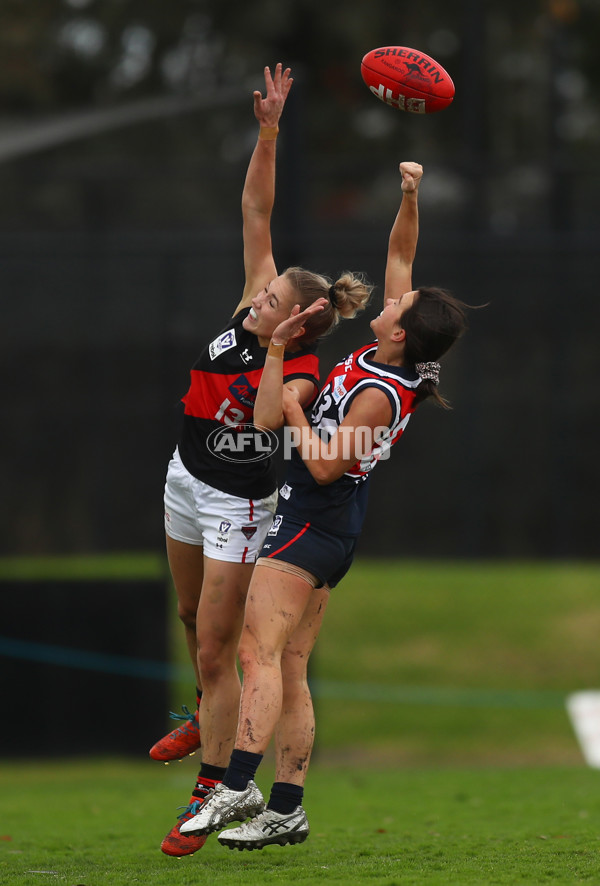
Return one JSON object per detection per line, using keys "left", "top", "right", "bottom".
{"left": 243, "top": 201, "right": 270, "bottom": 220}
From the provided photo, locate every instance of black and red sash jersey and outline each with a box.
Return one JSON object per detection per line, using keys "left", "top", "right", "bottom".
{"left": 177, "top": 307, "right": 319, "bottom": 500}
{"left": 277, "top": 341, "right": 421, "bottom": 536}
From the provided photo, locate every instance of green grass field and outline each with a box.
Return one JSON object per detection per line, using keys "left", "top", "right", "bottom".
{"left": 1, "top": 557, "right": 600, "bottom": 884}
{"left": 168, "top": 558, "right": 600, "bottom": 767}
{"left": 2, "top": 760, "right": 600, "bottom": 885}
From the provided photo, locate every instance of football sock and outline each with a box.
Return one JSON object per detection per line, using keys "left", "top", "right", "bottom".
{"left": 196, "top": 688, "right": 202, "bottom": 709}
{"left": 223, "top": 749, "right": 263, "bottom": 791}
{"left": 191, "top": 763, "right": 226, "bottom": 800}
{"left": 198, "top": 762, "right": 226, "bottom": 782}
{"left": 267, "top": 781, "right": 304, "bottom": 814}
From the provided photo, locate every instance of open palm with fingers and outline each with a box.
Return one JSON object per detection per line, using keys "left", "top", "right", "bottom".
{"left": 253, "top": 63, "right": 293, "bottom": 128}
{"left": 272, "top": 298, "right": 328, "bottom": 346}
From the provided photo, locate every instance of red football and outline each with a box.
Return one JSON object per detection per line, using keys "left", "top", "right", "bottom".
{"left": 361, "top": 46, "right": 455, "bottom": 114}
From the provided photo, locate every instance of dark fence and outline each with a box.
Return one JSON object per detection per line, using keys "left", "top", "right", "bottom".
{"left": 2, "top": 226, "right": 598, "bottom": 559}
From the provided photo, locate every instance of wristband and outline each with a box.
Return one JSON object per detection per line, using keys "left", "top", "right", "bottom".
{"left": 259, "top": 126, "right": 279, "bottom": 141}
{"left": 267, "top": 340, "right": 286, "bottom": 358}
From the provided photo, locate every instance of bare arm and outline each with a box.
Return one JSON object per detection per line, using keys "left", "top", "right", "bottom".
{"left": 255, "top": 377, "right": 316, "bottom": 431}
{"left": 383, "top": 161, "right": 423, "bottom": 304}
{"left": 233, "top": 64, "right": 293, "bottom": 316}
{"left": 282, "top": 388, "right": 393, "bottom": 485}
{"left": 253, "top": 299, "right": 327, "bottom": 429}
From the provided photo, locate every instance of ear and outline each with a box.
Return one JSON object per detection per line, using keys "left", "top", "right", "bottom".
{"left": 290, "top": 325, "right": 306, "bottom": 340}
{"left": 391, "top": 326, "right": 406, "bottom": 343}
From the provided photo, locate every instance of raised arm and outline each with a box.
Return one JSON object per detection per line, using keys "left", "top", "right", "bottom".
{"left": 253, "top": 299, "right": 327, "bottom": 429}
{"left": 233, "top": 63, "right": 293, "bottom": 316}
{"left": 383, "top": 161, "right": 423, "bottom": 303}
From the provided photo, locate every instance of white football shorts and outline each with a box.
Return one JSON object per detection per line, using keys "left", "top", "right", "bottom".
{"left": 164, "top": 448, "right": 278, "bottom": 563}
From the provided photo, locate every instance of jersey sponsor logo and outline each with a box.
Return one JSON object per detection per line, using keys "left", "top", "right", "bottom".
{"left": 267, "top": 515, "right": 283, "bottom": 536}
{"left": 280, "top": 483, "right": 292, "bottom": 500}
{"left": 241, "top": 525, "right": 258, "bottom": 540}
{"left": 240, "top": 348, "right": 253, "bottom": 364}
{"left": 209, "top": 329, "right": 237, "bottom": 361}
{"left": 219, "top": 521, "right": 232, "bottom": 533}
{"left": 229, "top": 374, "right": 257, "bottom": 408}
{"left": 332, "top": 374, "right": 347, "bottom": 404}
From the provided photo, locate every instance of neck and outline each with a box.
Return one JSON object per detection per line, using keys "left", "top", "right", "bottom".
{"left": 372, "top": 341, "right": 406, "bottom": 367}
{"left": 258, "top": 334, "right": 299, "bottom": 352}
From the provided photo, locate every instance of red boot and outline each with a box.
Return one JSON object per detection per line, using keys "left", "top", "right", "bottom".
{"left": 160, "top": 777, "right": 219, "bottom": 857}
{"left": 149, "top": 706, "right": 201, "bottom": 763}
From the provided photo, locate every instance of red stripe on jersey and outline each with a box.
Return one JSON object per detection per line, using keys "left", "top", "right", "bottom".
{"left": 241, "top": 547, "right": 249, "bottom": 563}
{"left": 182, "top": 368, "right": 263, "bottom": 421}
{"left": 182, "top": 353, "right": 319, "bottom": 422}
{"left": 248, "top": 500, "right": 254, "bottom": 522}
{"left": 268, "top": 522, "right": 311, "bottom": 558}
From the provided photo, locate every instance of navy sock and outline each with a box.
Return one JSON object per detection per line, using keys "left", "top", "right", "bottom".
{"left": 199, "top": 763, "right": 226, "bottom": 782}
{"left": 223, "top": 749, "right": 263, "bottom": 791}
{"left": 267, "top": 781, "right": 304, "bottom": 814}
{"left": 196, "top": 688, "right": 202, "bottom": 709}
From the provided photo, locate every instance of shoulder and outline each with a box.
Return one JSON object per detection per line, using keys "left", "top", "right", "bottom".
{"left": 346, "top": 385, "right": 394, "bottom": 425}
{"left": 283, "top": 345, "right": 319, "bottom": 374}
{"left": 284, "top": 339, "right": 319, "bottom": 360}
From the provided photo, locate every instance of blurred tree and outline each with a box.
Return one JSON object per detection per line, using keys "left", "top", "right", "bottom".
{"left": 0, "top": 0, "right": 598, "bottom": 232}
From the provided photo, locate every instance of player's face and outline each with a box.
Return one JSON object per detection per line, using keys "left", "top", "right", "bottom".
{"left": 370, "top": 289, "right": 417, "bottom": 339}
{"left": 243, "top": 275, "right": 296, "bottom": 344}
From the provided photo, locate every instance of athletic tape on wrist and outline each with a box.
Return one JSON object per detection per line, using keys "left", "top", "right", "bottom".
{"left": 259, "top": 126, "right": 279, "bottom": 141}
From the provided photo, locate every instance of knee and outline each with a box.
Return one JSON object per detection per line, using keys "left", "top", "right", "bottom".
{"left": 177, "top": 600, "right": 196, "bottom": 632}
{"left": 238, "top": 637, "right": 278, "bottom": 679}
{"left": 197, "top": 649, "right": 220, "bottom": 684}
{"left": 197, "top": 634, "right": 235, "bottom": 683}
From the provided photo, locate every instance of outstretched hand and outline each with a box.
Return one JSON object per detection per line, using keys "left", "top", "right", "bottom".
{"left": 400, "top": 161, "right": 423, "bottom": 193}
{"left": 271, "top": 298, "right": 328, "bottom": 346}
{"left": 253, "top": 63, "right": 293, "bottom": 128}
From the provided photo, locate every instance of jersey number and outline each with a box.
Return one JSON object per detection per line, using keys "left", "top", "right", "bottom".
{"left": 215, "top": 398, "right": 246, "bottom": 426}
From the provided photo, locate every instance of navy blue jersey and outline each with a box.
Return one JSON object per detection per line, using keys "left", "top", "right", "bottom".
{"left": 277, "top": 341, "right": 421, "bottom": 537}
{"left": 178, "top": 308, "right": 319, "bottom": 500}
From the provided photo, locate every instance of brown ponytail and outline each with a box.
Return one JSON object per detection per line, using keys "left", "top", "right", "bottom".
{"left": 402, "top": 286, "right": 469, "bottom": 408}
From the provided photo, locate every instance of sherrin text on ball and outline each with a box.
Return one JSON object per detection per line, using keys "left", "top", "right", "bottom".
{"left": 361, "top": 46, "right": 455, "bottom": 114}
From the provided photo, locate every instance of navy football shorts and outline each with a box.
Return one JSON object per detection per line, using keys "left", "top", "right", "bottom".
{"left": 258, "top": 513, "right": 357, "bottom": 589}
